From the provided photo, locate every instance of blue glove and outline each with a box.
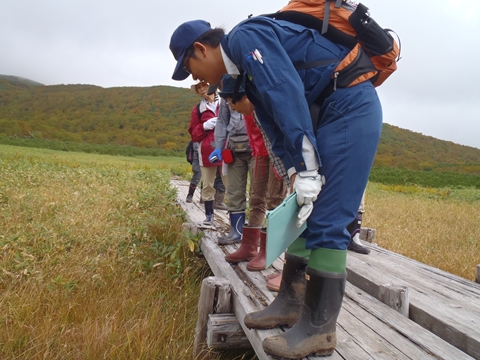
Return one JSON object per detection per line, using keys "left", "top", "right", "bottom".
{"left": 209, "top": 148, "right": 223, "bottom": 164}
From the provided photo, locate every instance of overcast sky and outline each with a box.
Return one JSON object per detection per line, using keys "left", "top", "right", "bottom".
{"left": 2, "top": 0, "right": 480, "bottom": 149}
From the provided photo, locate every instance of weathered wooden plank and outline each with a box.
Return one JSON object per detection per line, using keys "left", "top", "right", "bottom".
{"left": 207, "top": 314, "right": 251, "bottom": 349}
{"left": 353, "top": 245, "right": 480, "bottom": 297}
{"left": 193, "top": 277, "right": 232, "bottom": 357}
{"left": 378, "top": 284, "right": 409, "bottom": 316}
{"left": 207, "top": 314, "right": 252, "bottom": 349}
{"left": 204, "top": 283, "right": 472, "bottom": 359}
{"left": 349, "top": 247, "right": 480, "bottom": 321}
{"left": 347, "top": 251, "right": 480, "bottom": 359}
{"left": 343, "top": 282, "right": 473, "bottom": 359}
{"left": 198, "top": 230, "right": 277, "bottom": 360}
{"left": 173, "top": 179, "right": 477, "bottom": 360}
{"left": 359, "top": 227, "right": 376, "bottom": 243}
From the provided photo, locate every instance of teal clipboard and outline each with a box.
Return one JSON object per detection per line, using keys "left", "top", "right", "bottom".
{"left": 265, "top": 192, "right": 307, "bottom": 268}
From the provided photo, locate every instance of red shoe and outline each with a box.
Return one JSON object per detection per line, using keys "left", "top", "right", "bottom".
{"left": 246, "top": 228, "right": 266, "bottom": 271}
{"left": 225, "top": 226, "right": 261, "bottom": 263}
{"left": 266, "top": 271, "right": 282, "bottom": 292}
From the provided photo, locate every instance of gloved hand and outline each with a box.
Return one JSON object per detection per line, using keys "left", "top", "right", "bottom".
{"left": 294, "top": 168, "right": 325, "bottom": 228}
{"left": 209, "top": 148, "right": 223, "bottom": 164}
{"left": 203, "top": 118, "right": 217, "bottom": 131}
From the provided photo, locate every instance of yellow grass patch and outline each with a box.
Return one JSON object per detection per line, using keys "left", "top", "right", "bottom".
{"left": 365, "top": 182, "right": 480, "bottom": 281}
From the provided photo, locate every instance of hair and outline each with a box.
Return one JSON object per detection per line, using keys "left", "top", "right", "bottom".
{"left": 185, "top": 28, "right": 225, "bottom": 60}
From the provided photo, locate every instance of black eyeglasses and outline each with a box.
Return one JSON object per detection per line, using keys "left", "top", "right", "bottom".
{"left": 183, "top": 56, "right": 192, "bottom": 75}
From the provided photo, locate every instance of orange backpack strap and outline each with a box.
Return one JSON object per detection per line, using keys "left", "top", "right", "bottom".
{"left": 273, "top": 10, "right": 357, "bottom": 49}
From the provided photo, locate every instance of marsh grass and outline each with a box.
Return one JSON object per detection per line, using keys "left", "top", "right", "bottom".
{"left": 365, "top": 182, "right": 480, "bottom": 281}
{"left": 0, "top": 145, "right": 253, "bottom": 360}
{"left": 0, "top": 144, "right": 478, "bottom": 360}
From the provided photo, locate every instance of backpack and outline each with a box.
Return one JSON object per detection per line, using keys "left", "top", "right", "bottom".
{"left": 185, "top": 140, "right": 194, "bottom": 164}
{"left": 271, "top": 0, "right": 401, "bottom": 88}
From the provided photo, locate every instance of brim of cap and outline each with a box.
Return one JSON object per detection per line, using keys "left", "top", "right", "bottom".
{"left": 219, "top": 91, "right": 246, "bottom": 99}
{"left": 207, "top": 83, "right": 219, "bottom": 95}
{"left": 172, "top": 52, "right": 190, "bottom": 81}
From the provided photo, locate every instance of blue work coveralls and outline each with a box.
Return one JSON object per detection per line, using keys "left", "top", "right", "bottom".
{"left": 221, "top": 16, "right": 383, "bottom": 250}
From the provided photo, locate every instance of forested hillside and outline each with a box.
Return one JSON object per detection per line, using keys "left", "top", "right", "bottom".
{"left": 1, "top": 74, "right": 480, "bottom": 174}
{"left": 0, "top": 75, "right": 199, "bottom": 150}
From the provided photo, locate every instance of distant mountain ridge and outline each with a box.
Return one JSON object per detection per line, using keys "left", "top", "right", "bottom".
{"left": 1, "top": 74, "right": 480, "bottom": 174}
{"left": 0, "top": 75, "right": 44, "bottom": 89}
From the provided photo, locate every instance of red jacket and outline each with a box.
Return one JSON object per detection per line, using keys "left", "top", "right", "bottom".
{"left": 244, "top": 114, "right": 268, "bottom": 158}
{"left": 188, "top": 99, "right": 221, "bottom": 167}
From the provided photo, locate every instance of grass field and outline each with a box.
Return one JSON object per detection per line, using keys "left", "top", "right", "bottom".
{"left": 0, "top": 144, "right": 479, "bottom": 359}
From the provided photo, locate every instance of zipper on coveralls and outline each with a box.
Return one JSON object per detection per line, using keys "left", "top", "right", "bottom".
{"left": 333, "top": 72, "right": 338, "bottom": 91}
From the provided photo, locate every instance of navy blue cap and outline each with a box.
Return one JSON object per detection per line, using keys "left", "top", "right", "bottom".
{"left": 169, "top": 20, "right": 212, "bottom": 81}
{"left": 219, "top": 74, "right": 245, "bottom": 99}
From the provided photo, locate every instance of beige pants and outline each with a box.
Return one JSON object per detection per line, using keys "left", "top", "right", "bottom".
{"left": 200, "top": 166, "right": 227, "bottom": 201}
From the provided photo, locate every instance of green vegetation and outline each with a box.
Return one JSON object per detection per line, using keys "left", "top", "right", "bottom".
{"left": 2, "top": 74, "right": 480, "bottom": 176}
{"left": 370, "top": 167, "right": 480, "bottom": 189}
{"left": 0, "top": 133, "right": 182, "bottom": 158}
{"left": 375, "top": 123, "right": 480, "bottom": 174}
{"left": 0, "top": 144, "right": 253, "bottom": 360}
{"left": 0, "top": 144, "right": 478, "bottom": 359}
{"left": 0, "top": 75, "right": 199, "bottom": 151}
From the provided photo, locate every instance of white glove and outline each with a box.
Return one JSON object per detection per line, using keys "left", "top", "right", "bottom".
{"left": 294, "top": 168, "right": 325, "bottom": 228}
{"left": 203, "top": 118, "right": 217, "bottom": 131}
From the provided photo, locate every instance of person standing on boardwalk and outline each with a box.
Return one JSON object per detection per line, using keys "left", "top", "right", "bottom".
{"left": 215, "top": 74, "right": 287, "bottom": 270}
{"left": 169, "top": 17, "right": 382, "bottom": 359}
{"left": 209, "top": 84, "right": 254, "bottom": 245}
{"left": 347, "top": 190, "right": 371, "bottom": 254}
{"left": 185, "top": 139, "right": 201, "bottom": 203}
{"left": 188, "top": 81, "right": 227, "bottom": 225}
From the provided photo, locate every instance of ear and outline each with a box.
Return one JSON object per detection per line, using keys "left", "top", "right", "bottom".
{"left": 193, "top": 42, "right": 207, "bottom": 58}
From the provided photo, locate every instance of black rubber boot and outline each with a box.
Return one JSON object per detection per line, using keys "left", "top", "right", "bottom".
{"left": 244, "top": 253, "right": 307, "bottom": 329}
{"left": 186, "top": 184, "right": 196, "bottom": 203}
{"left": 203, "top": 200, "right": 214, "bottom": 225}
{"left": 217, "top": 211, "right": 245, "bottom": 245}
{"left": 263, "top": 267, "right": 346, "bottom": 359}
{"left": 347, "top": 212, "right": 370, "bottom": 254}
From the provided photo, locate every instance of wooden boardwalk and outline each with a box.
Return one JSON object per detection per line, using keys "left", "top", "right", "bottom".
{"left": 172, "top": 179, "right": 480, "bottom": 360}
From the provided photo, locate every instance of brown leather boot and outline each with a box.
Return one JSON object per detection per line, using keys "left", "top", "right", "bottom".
{"left": 246, "top": 228, "right": 266, "bottom": 271}
{"left": 225, "top": 225, "right": 261, "bottom": 264}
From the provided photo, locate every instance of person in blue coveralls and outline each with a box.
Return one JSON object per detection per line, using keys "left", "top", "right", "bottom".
{"left": 169, "top": 16, "right": 382, "bottom": 359}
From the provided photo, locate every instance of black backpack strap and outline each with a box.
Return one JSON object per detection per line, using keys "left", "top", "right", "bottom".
{"left": 322, "top": 0, "right": 331, "bottom": 34}
{"left": 310, "top": 81, "right": 336, "bottom": 135}
{"left": 294, "top": 59, "right": 338, "bottom": 71}
{"left": 322, "top": 0, "right": 343, "bottom": 34}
